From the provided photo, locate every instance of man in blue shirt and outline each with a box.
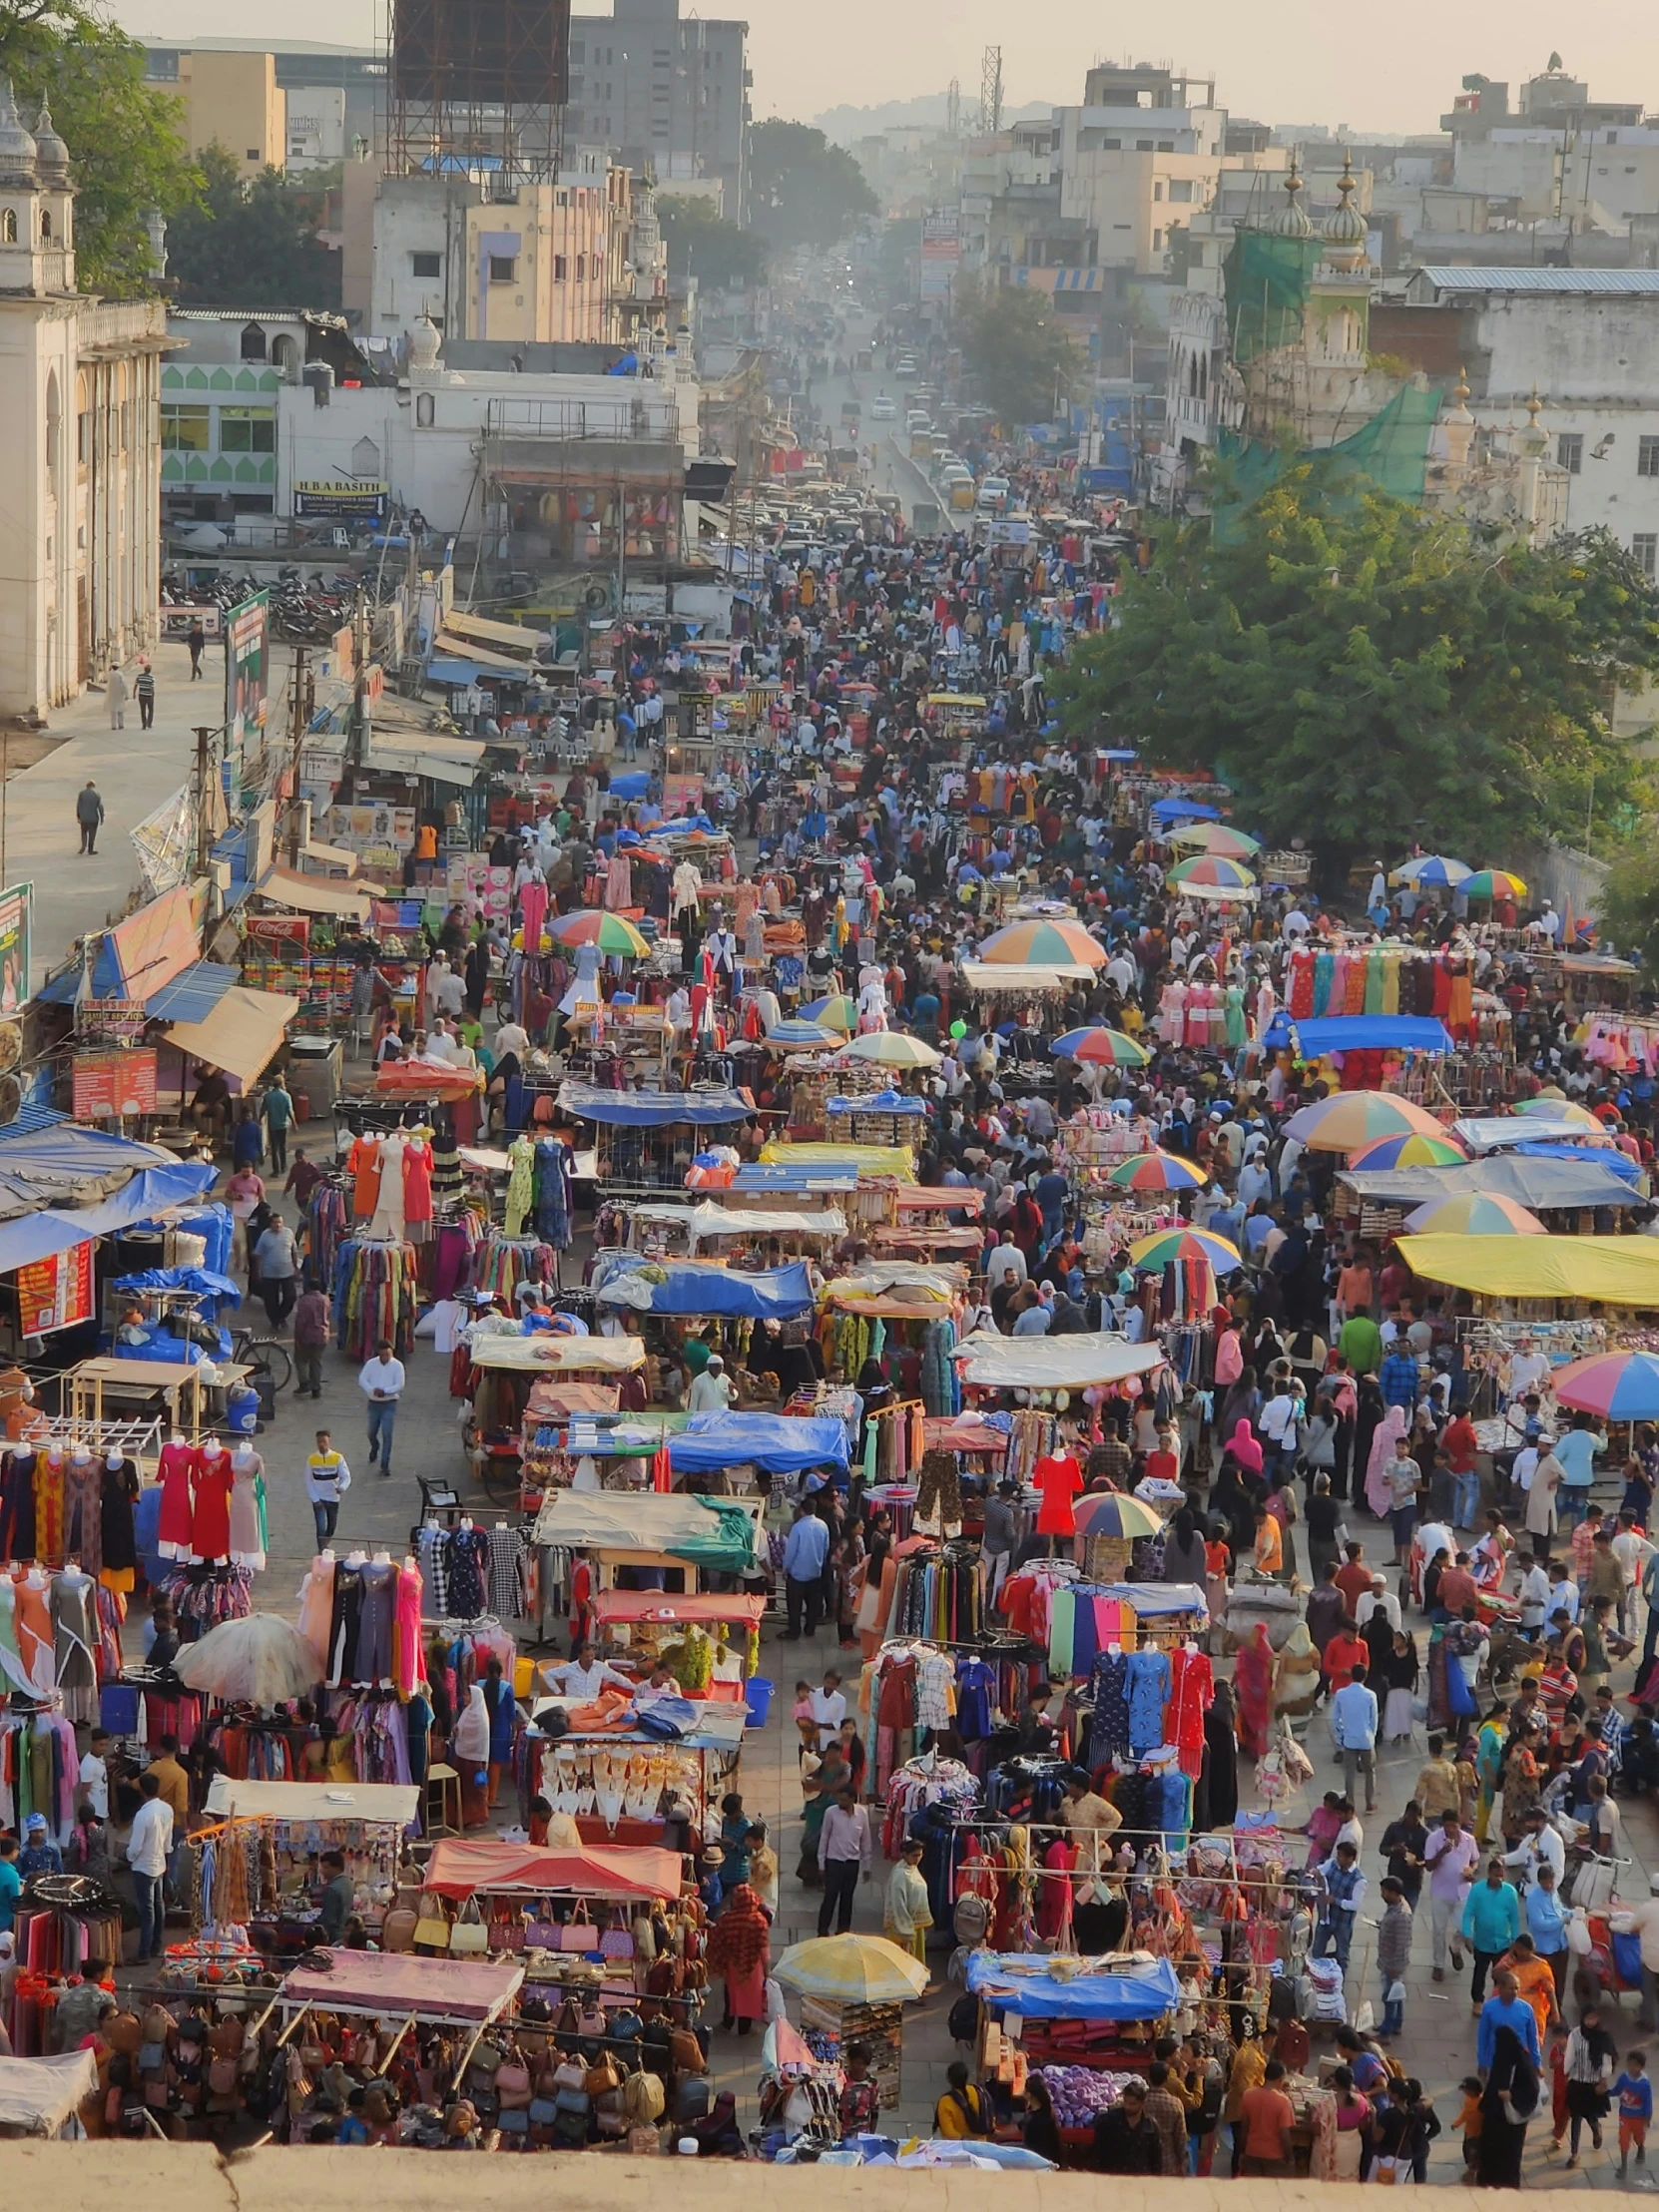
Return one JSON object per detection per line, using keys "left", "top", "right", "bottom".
{"left": 0, "top": 1835, "right": 19, "bottom": 1933}
{"left": 1330, "top": 1662, "right": 1380, "bottom": 1813}
{"left": 1476, "top": 1963, "right": 1541, "bottom": 2071}
{"left": 782, "top": 1503, "right": 830, "bottom": 1641}
{"left": 1554, "top": 1412, "right": 1607, "bottom": 1533}
{"left": 1465, "top": 1864, "right": 1526, "bottom": 2020}
{"left": 1379, "top": 1343, "right": 1420, "bottom": 1413}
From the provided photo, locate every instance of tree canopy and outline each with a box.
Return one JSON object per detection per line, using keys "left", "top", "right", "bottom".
{"left": 953, "top": 278, "right": 1076, "bottom": 428}
{"left": 167, "top": 144, "right": 340, "bottom": 310}
{"left": 657, "top": 193, "right": 768, "bottom": 292}
{"left": 748, "top": 119, "right": 878, "bottom": 252}
{"left": 1053, "top": 468, "right": 1659, "bottom": 879}
{"left": 0, "top": 0, "right": 198, "bottom": 295}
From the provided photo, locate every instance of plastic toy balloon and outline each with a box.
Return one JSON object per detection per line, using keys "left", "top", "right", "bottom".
{"left": 949, "top": 1019, "right": 967, "bottom": 1039}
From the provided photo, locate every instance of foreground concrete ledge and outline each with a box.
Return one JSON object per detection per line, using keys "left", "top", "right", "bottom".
{"left": 0, "top": 2146, "right": 1622, "bottom": 2211}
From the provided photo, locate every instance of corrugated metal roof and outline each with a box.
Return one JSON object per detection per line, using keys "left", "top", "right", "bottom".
{"left": 144, "top": 961, "right": 239, "bottom": 1022}
{"left": 1415, "top": 267, "right": 1659, "bottom": 294}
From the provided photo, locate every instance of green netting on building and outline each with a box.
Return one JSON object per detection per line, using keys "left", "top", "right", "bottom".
{"left": 1212, "top": 383, "right": 1444, "bottom": 535}
{"left": 1222, "top": 228, "right": 1326, "bottom": 363}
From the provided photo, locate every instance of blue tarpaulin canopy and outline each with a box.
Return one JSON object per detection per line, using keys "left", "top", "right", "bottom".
{"left": 0, "top": 1118, "right": 208, "bottom": 1224}
{"left": 560, "top": 1082, "right": 751, "bottom": 1129}
{"left": 596, "top": 1261, "right": 815, "bottom": 1320}
{"left": 1270, "top": 1012, "right": 1454, "bottom": 1058}
{"left": 110, "top": 1265, "right": 242, "bottom": 1308}
{"left": 1512, "top": 1141, "right": 1643, "bottom": 1185}
{"left": 966, "top": 1949, "right": 1182, "bottom": 2020}
{"left": 1149, "top": 798, "right": 1220, "bottom": 824}
{"left": 827, "top": 1092, "right": 927, "bottom": 1117}
{"left": 670, "top": 1411, "right": 848, "bottom": 1475}
{"left": 609, "top": 772, "right": 652, "bottom": 802}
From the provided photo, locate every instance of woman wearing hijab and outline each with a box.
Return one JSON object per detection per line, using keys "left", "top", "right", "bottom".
{"left": 1162, "top": 1506, "right": 1208, "bottom": 1588}
{"left": 706, "top": 1883, "right": 771, "bottom": 2034}
{"left": 1352, "top": 1371, "right": 1385, "bottom": 1502}
{"left": 1365, "top": 1401, "right": 1410, "bottom": 1520}
{"left": 1228, "top": 1419, "right": 1265, "bottom": 1481}
{"left": 1199, "top": 1679, "right": 1240, "bottom": 1827}
{"left": 1220, "top": 1366, "right": 1262, "bottom": 1446}
{"left": 1235, "top": 1624, "right": 1276, "bottom": 1759}
{"left": 1478, "top": 2023, "right": 1540, "bottom": 2187}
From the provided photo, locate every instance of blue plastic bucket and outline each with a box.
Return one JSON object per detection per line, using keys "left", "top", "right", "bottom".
{"left": 743, "top": 1675, "right": 775, "bottom": 1729}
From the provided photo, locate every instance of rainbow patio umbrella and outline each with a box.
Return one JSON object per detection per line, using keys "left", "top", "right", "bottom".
{"left": 1553, "top": 1349, "right": 1659, "bottom": 1421}
{"left": 1283, "top": 1090, "right": 1446, "bottom": 1153}
{"left": 1389, "top": 854, "right": 1472, "bottom": 889}
{"left": 1128, "top": 1227, "right": 1243, "bottom": 1275}
{"left": 1403, "top": 1193, "right": 1549, "bottom": 1236}
{"left": 767, "top": 1018, "right": 838, "bottom": 1050}
{"left": 1166, "top": 853, "right": 1257, "bottom": 892}
{"left": 977, "top": 917, "right": 1107, "bottom": 967}
{"left": 1463, "top": 869, "right": 1528, "bottom": 901}
{"left": 1105, "top": 1150, "right": 1209, "bottom": 1192}
{"left": 801, "top": 993, "right": 857, "bottom": 1033}
{"left": 547, "top": 909, "right": 651, "bottom": 957}
{"left": 1347, "top": 1131, "right": 1468, "bottom": 1170}
{"left": 1051, "top": 1026, "right": 1151, "bottom": 1068}
{"left": 1167, "top": 823, "right": 1262, "bottom": 860}
{"left": 1512, "top": 1097, "right": 1604, "bottom": 1129}
{"left": 1073, "top": 1490, "right": 1167, "bottom": 1540}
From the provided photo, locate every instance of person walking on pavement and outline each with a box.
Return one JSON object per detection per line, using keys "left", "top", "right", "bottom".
{"left": 76, "top": 780, "right": 103, "bottom": 854}
{"left": 134, "top": 661, "right": 156, "bottom": 729}
{"left": 252, "top": 1213, "right": 298, "bottom": 1329}
{"left": 816, "top": 1784, "right": 871, "bottom": 1936}
{"left": 359, "top": 1337, "right": 405, "bottom": 1475}
{"left": 781, "top": 1499, "right": 830, "bottom": 1639}
{"left": 106, "top": 664, "right": 128, "bottom": 731}
{"left": 304, "top": 1430, "right": 350, "bottom": 1547}
{"left": 291, "top": 1280, "right": 329, "bottom": 1398}
{"left": 188, "top": 618, "right": 205, "bottom": 678}
{"left": 262, "top": 1075, "right": 293, "bottom": 1172}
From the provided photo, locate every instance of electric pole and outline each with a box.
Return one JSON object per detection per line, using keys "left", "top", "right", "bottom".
{"left": 285, "top": 645, "right": 313, "bottom": 864}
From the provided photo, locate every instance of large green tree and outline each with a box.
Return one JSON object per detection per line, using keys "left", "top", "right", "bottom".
{"left": 167, "top": 143, "right": 340, "bottom": 310}
{"left": 748, "top": 119, "right": 877, "bottom": 252}
{"left": 0, "top": 0, "right": 198, "bottom": 295}
{"left": 1053, "top": 468, "right": 1659, "bottom": 879}
{"left": 953, "top": 277, "right": 1077, "bottom": 428}
{"left": 657, "top": 193, "right": 768, "bottom": 292}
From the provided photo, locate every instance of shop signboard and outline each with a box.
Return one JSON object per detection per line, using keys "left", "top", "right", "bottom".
{"left": 17, "top": 1241, "right": 93, "bottom": 1335}
{"left": 225, "top": 592, "right": 271, "bottom": 776}
{"left": 73, "top": 1049, "right": 158, "bottom": 1119}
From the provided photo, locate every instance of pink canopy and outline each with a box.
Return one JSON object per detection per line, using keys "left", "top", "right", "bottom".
{"left": 280, "top": 1949, "right": 523, "bottom": 2021}
{"left": 423, "top": 1836, "right": 685, "bottom": 1902}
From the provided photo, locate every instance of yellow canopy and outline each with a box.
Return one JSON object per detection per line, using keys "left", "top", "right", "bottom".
{"left": 165, "top": 985, "right": 299, "bottom": 1084}
{"left": 1398, "top": 1234, "right": 1659, "bottom": 1307}
{"left": 758, "top": 1141, "right": 916, "bottom": 1181}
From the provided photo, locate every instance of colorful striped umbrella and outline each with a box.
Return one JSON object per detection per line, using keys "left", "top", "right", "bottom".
{"left": 1512, "top": 1097, "right": 1603, "bottom": 1129}
{"left": 1552, "top": 1349, "right": 1659, "bottom": 1421}
{"left": 1283, "top": 1090, "right": 1446, "bottom": 1152}
{"left": 767, "top": 1019, "right": 838, "bottom": 1050}
{"left": 977, "top": 917, "right": 1107, "bottom": 968}
{"left": 547, "top": 909, "right": 651, "bottom": 956}
{"left": 1388, "top": 854, "right": 1472, "bottom": 888}
{"left": 1166, "top": 853, "right": 1257, "bottom": 891}
{"left": 1347, "top": 1131, "right": 1468, "bottom": 1170}
{"left": 1403, "top": 1193, "right": 1549, "bottom": 1237}
{"left": 841, "top": 1031, "right": 941, "bottom": 1069}
{"left": 801, "top": 993, "right": 857, "bottom": 1033}
{"left": 1072, "top": 1490, "right": 1167, "bottom": 1539}
{"left": 1105, "top": 1150, "right": 1209, "bottom": 1192}
{"left": 1051, "top": 1026, "right": 1152, "bottom": 1067}
{"left": 1128, "top": 1227, "right": 1243, "bottom": 1275}
{"left": 1166, "top": 823, "right": 1262, "bottom": 859}
{"left": 1463, "top": 869, "right": 1528, "bottom": 900}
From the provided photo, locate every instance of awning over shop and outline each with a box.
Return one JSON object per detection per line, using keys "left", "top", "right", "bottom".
{"left": 758, "top": 1141, "right": 916, "bottom": 1180}
{"left": 440, "top": 609, "right": 552, "bottom": 655}
{"left": 966, "top": 1948, "right": 1182, "bottom": 2020}
{"left": 960, "top": 960, "right": 1096, "bottom": 990}
{"left": 595, "top": 1259, "right": 816, "bottom": 1319}
{"left": 1339, "top": 1156, "right": 1639, "bottom": 1212}
{"left": 205, "top": 1776, "right": 420, "bottom": 1824}
{"left": 731, "top": 1161, "right": 859, "bottom": 1193}
{"left": 423, "top": 1837, "right": 682, "bottom": 1902}
{"left": 560, "top": 1081, "right": 752, "bottom": 1128}
{"left": 529, "top": 1488, "right": 760, "bottom": 1570}
{"left": 827, "top": 1092, "right": 927, "bottom": 1117}
{"left": 0, "top": 2047, "right": 99, "bottom": 2134}
{"left": 1274, "top": 1013, "right": 1454, "bottom": 1057}
{"left": 1397, "top": 1234, "right": 1659, "bottom": 1305}
{"left": 91, "top": 884, "right": 199, "bottom": 1002}
{"left": 367, "top": 735, "right": 487, "bottom": 784}
{"left": 144, "top": 961, "right": 239, "bottom": 1022}
{"left": 256, "top": 866, "right": 371, "bottom": 920}
{"left": 669, "top": 1410, "right": 849, "bottom": 1475}
{"left": 279, "top": 1950, "right": 522, "bottom": 2022}
{"left": 952, "top": 1332, "right": 1166, "bottom": 1390}
{"left": 891, "top": 1186, "right": 985, "bottom": 1214}
{"left": 164, "top": 985, "right": 299, "bottom": 1083}
{"left": 1455, "top": 1114, "right": 1615, "bottom": 1153}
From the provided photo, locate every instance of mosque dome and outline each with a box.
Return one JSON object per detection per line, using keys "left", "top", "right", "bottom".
{"left": 407, "top": 312, "right": 442, "bottom": 375}
{"left": 33, "top": 99, "right": 68, "bottom": 187}
{"left": 1266, "top": 159, "right": 1313, "bottom": 238}
{"left": 0, "top": 79, "right": 37, "bottom": 189}
{"left": 1322, "top": 152, "right": 1368, "bottom": 270}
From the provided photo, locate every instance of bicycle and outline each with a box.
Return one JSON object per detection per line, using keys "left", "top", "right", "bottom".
{"left": 231, "top": 1327, "right": 293, "bottom": 1394}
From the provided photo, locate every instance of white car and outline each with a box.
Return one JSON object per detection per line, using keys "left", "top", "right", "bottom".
{"left": 870, "top": 394, "right": 896, "bottom": 421}
{"left": 976, "top": 477, "right": 1011, "bottom": 514}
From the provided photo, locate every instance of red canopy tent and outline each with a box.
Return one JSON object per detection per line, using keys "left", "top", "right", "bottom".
{"left": 423, "top": 1836, "right": 685, "bottom": 1902}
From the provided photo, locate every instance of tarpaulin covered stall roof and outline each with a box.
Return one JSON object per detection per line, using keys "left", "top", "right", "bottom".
{"left": 596, "top": 1260, "right": 816, "bottom": 1320}
{"left": 625, "top": 1201, "right": 846, "bottom": 1244}
{"left": 732, "top": 1161, "right": 859, "bottom": 1192}
{"left": 280, "top": 1950, "right": 522, "bottom": 2022}
{"left": 1455, "top": 1115, "right": 1615, "bottom": 1153}
{"left": 1271, "top": 1012, "right": 1454, "bottom": 1057}
{"left": 467, "top": 1333, "right": 646, "bottom": 1374}
{"left": 0, "top": 2048, "right": 99, "bottom": 2134}
{"left": 560, "top": 1081, "right": 752, "bottom": 1128}
{"left": 206, "top": 1776, "right": 420, "bottom": 1824}
{"left": 165, "top": 985, "right": 299, "bottom": 1084}
{"left": 0, "top": 1113, "right": 214, "bottom": 1229}
{"left": 966, "top": 1948, "right": 1182, "bottom": 2020}
{"left": 758, "top": 1141, "right": 916, "bottom": 1180}
{"left": 423, "top": 1837, "right": 683, "bottom": 1902}
{"left": 1397, "top": 1234, "right": 1659, "bottom": 1306}
{"left": 529, "top": 1488, "right": 760, "bottom": 1570}
{"left": 1338, "top": 1156, "right": 1639, "bottom": 1212}
{"left": 952, "top": 1333, "right": 1165, "bottom": 1391}
{"left": 668, "top": 1410, "right": 848, "bottom": 1475}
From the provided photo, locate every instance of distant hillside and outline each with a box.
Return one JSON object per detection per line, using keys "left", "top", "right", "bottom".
{"left": 814, "top": 93, "right": 1055, "bottom": 145}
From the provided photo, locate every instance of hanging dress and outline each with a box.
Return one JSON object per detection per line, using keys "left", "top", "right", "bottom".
{"left": 14, "top": 1571, "right": 53, "bottom": 1692}
{"left": 1223, "top": 984, "right": 1247, "bottom": 1049}
{"left": 50, "top": 1571, "right": 98, "bottom": 1724}
{"left": 156, "top": 1440, "right": 199, "bottom": 1562}
{"left": 99, "top": 1455, "right": 140, "bottom": 1595}
{"left": 1313, "top": 947, "right": 1335, "bottom": 1018}
{"left": 228, "top": 1449, "right": 268, "bottom": 1572}
{"left": 504, "top": 1137, "right": 535, "bottom": 1238}
{"left": 348, "top": 1134, "right": 383, "bottom": 1220}
{"left": 190, "top": 1442, "right": 235, "bottom": 1564}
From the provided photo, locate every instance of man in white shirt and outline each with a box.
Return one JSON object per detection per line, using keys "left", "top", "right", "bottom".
{"left": 686, "top": 1354, "right": 734, "bottom": 1414}
{"left": 540, "top": 1638, "right": 636, "bottom": 1703}
{"left": 1105, "top": 948, "right": 1137, "bottom": 1000}
{"left": 428, "top": 960, "right": 465, "bottom": 1019}
{"left": 810, "top": 1669, "right": 847, "bottom": 1750}
{"left": 495, "top": 1020, "right": 529, "bottom": 1059}
{"left": 358, "top": 1339, "right": 406, "bottom": 1476}
{"left": 1518, "top": 1558, "right": 1552, "bottom": 1632}
{"left": 985, "top": 1234, "right": 1027, "bottom": 1294}
{"left": 1259, "top": 1381, "right": 1300, "bottom": 1471}
{"left": 1502, "top": 1807, "right": 1566, "bottom": 1894}
{"left": 817, "top": 1787, "right": 872, "bottom": 1936}
{"left": 126, "top": 1770, "right": 174, "bottom": 1960}
{"left": 1507, "top": 1342, "right": 1552, "bottom": 1403}
{"left": 78, "top": 1728, "right": 111, "bottom": 1820}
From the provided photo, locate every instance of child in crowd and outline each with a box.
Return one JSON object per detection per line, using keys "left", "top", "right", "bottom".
{"left": 1617, "top": 2050, "right": 1653, "bottom": 2179}
{"left": 794, "top": 1681, "right": 818, "bottom": 1760}
{"left": 1454, "top": 2076, "right": 1483, "bottom": 2177}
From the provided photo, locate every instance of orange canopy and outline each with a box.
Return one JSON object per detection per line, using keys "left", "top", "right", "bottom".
{"left": 423, "top": 1836, "right": 684, "bottom": 1901}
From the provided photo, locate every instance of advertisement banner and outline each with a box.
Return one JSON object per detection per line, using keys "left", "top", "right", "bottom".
{"left": 294, "top": 480, "right": 388, "bottom": 521}
{"left": 74, "top": 1049, "right": 159, "bottom": 1118}
{"left": 80, "top": 996, "right": 147, "bottom": 1040}
{"left": 17, "top": 1241, "right": 94, "bottom": 1336}
{"left": 245, "top": 912, "right": 311, "bottom": 948}
{"left": 225, "top": 592, "right": 271, "bottom": 775}
{"left": 0, "top": 883, "right": 30, "bottom": 1013}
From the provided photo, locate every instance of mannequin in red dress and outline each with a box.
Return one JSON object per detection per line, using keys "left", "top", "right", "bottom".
{"left": 156, "top": 1437, "right": 200, "bottom": 1562}
{"left": 190, "top": 1437, "right": 234, "bottom": 1563}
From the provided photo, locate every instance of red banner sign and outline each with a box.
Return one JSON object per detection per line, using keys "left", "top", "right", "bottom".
{"left": 245, "top": 912, "right": 310, "bottom": 947}
{"left": 17, "top": 1241, "right": 93, "bottom": 1336}
{"left": 73, "top": 1049, "right": 158, "bottom": 1119}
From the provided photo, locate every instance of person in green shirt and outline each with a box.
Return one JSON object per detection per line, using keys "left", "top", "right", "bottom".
{"left": 682, "top": 1332, "right": 713, "bottom": 1378}
{"left": 262, "top": 1077, "right": 294, "bottom": 1174}
{"left": 1339, "top": 1312, "right": 1383, "bottom": 1376}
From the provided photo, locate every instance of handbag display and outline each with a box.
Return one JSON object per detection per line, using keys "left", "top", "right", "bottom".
{"left": 449, "top": 1897, "right": 489, "bottom": 1955}
{"left": 490, "top": 1908, "right": 527, "bottom": 1951}
{"left": 559, "top": 1902, "right": 596, "bottom": 1953}
{"left": 413, "top": 1898, "right": 452, "bottom": 1951}
{"left": 599, "top": 1908, "right": 635, "bottom": 1960}
{"left": 496, "top": 2058, "right": 533, "bottom": 2110}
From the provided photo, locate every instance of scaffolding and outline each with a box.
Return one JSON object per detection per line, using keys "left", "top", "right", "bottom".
{"left": 381, "top": 0, "right": 569, "bottom": 180}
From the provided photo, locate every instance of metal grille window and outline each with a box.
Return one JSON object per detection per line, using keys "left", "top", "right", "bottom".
{"left": 219, "top": 407, "right": 275, "bottom": 453}
{"left": 1639, "top": 435, "right": 1659, "bottom": 476}
{"left": 1634, "top": 533, "right": 1657, "bottom": 579}
{"left": 488, "top": 255, "right": 516, "bottom": 282}
{"left": 1558, "top": 432, "right": 1583, "bottom": 473}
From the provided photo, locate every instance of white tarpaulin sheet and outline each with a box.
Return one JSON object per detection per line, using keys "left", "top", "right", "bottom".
{"left": 629, "top": 1202, "right": 847, "bottom": 1244}
{"left": 0, "top": 2048, "right": 97, "bottom": 2133}
{"left": 951, "top": 1333, "right": 1166, "bottom": 1390}
{"left": 205, "top": 1777, "right": 420, "bottom": 1825}
{"left": 529, "top": 1489, "right": 761, "bottom": 1559}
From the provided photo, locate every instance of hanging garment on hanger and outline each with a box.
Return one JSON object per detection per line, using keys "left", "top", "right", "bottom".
{"left": 367, "top": 1131, "right": 410, "bottom": 1240}
{"left": 50, "top": 1571, "right": 98, "bottom": 1722}
{"left": 156, "top": 1441, "right": 200, "bottom": 1562}
{"left": 228, "top": 1450, "right": 268, "bottom": 1572}
{"left": 189, "top": 1445, "right": 235, "bottom": 1564}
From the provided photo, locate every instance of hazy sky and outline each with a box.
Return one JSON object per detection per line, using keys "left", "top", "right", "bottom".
{"left": 113, "top": 0, "right": 1659, "bottom": 140}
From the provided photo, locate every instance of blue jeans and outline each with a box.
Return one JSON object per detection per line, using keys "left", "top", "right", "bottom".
{"left": 134, "top": 1871, "right": 165, "bottom": 1957}
{"left": 1452, "top": 1469, "right": 1480, "bottom": 1528}
{"left": 366, "top": 1396, "right": 397, "bottom": 1470}
{"left": 1382, "top": 1984, "right": 1404, "bottom": 2036}
{"left": 1315, "top": 1914, "right": 1354, "bottom": 1969}
{"left": 1559, "top": 1487, "right": 1591, "bottom": 1532}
